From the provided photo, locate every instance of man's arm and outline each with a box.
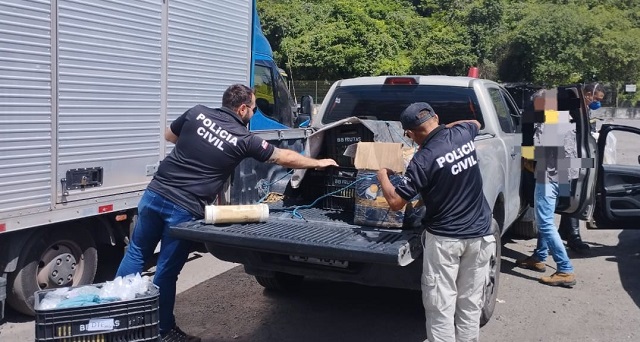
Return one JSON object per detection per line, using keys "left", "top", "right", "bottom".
{"left": 376, "top": 168, "right": 408, "bottom": 211}
{"left": 165, "top": 127, "right": 178, "bottom": 144}
{"left": 268, "top": 147, "right": 338, "bottom": 169}
{"left": 445, "top": 119, "right": 481, "bottom": 129}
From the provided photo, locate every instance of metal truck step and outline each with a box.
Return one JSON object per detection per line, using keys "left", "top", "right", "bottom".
{"left": 170, "top": 207, "right": 422, "bottom": 266}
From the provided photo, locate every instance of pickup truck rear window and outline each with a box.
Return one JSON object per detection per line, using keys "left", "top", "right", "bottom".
{"left": 322, "top": 85, "right": 484, "bottom": 128}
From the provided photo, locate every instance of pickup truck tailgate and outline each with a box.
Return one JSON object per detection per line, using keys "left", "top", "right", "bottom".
{"left": 170, "top": 207, "right": 422, "bottom": 266}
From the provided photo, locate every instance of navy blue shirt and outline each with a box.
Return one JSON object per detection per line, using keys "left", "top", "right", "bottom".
{"left": 148, "top": 105, "right": 275, "bottom": 218}
{"left": 396, "top": 122, "right": 492, "bottom": 238}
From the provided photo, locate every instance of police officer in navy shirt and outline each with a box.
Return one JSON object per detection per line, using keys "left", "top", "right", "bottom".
{"left": 116, "top": 84, "right": 337, "bottom": 342}
{"left": 377, "top": 102, "right": 495, "bottom": 342}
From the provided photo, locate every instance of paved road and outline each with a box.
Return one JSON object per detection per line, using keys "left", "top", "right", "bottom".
{"left": 163, "top": 223, "right": 640, "bottom": 342}
{"left": 1, "top": 119, "right": 639, "bottom": 341}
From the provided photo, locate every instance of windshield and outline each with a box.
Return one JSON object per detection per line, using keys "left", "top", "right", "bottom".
{"left": 274, "top": 72, "right": 296, "bottom": 126}
{"left": 322, "top": 85, "right": 484, "bottom": 128}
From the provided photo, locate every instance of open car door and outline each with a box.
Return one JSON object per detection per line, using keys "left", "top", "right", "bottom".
{"left": 589, "top": 124, "right": 640, "bottom": 229}
{"left": 553, "top": 85, "right": 598, "bottom": 220}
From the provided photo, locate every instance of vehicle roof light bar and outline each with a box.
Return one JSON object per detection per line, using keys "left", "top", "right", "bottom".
{"left": 384, "top": 77, "right": 419, "bottom": 85}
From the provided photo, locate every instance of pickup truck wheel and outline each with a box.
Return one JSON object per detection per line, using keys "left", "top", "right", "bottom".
{"left": 510, "top": 220, "right": 538, "bottom": 239}
{"left": 510, "top": 207, "right": 538, "bottom": 239}
{"left": 6, "top": 226, "right": 97, "bottom": 315}
{"left": 255, "top": 272, "right": 304, "bottom": 291}
{"left": 480, "top": 219, "right": 501, "bottom": 326}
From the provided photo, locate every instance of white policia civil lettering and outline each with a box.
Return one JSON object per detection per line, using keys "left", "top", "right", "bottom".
{"left": 195, "top": 113, "right": 239, "bottom": 150}
{"left": 435, "top": 140, "right": 478, "bottom": 175}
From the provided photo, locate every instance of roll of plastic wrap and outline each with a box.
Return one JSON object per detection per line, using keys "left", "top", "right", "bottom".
{"left": 204, "top": 204, "right": 269, "bottom": 224}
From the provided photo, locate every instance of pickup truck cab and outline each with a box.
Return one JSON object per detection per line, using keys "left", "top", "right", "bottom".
{"left": 170, "top": 76, "right": 640, "bottom": 326}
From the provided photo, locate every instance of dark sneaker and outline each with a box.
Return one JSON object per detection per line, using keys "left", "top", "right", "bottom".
{"left": 516, "top": 256, "right": 546, "bottom": 272}
{"left": 161, "top": 325, "right": 201, "bottom": 342}
{"left": 567, "top": 239, "right": 590, "bottom": 253}
{"left": 540, "top": 272, "right": 576, "bottom": 288}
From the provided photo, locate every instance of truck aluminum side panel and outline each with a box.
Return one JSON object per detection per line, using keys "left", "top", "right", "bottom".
{"left": 165, "top": 0, "right": 253, "bottom": 155}
{"left": 0, "top": 0, "right": 254, "bottom": 232}
{"left": 0, "top": 0, "right": 53, "bottom": 218}
{"left": 56, "top": 0, "right": 164, "bottom": 203}
{"left": 170, "top": 207, "right": 422, "bottom": 266}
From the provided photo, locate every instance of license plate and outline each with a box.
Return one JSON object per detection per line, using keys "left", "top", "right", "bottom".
{"left": 289, "top": 255, "right": 349, "bottom": 268}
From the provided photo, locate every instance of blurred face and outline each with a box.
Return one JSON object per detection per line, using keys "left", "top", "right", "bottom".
{"left": 586, "top": 89, "right": 605, "bottom": 111}
{"left": 404, "top": 115, "right": 439, "bottom": 146}
{"left": 587, "top": 90, "right": 605, "bottom": 104}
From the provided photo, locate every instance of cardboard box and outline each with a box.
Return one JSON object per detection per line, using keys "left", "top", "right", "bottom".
{"left": 352, "top": 142, "right": 405, "bottom": 173}
{"left": 351, "top": 142, "right": 424, "bottom": 228}
{"left": 353, "top": 170, "right": 406, "bottom": 228}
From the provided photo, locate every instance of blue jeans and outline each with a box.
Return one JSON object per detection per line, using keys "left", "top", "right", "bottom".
{"left": 116, "top": 189, "right": 194, "bottom": 334}
{"left": 532, "top": 182, "right": 574, "bottom": 273}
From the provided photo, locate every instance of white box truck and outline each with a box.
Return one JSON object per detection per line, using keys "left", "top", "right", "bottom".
{"left": 0, "top": 0, "right": 306, "bottom": 316}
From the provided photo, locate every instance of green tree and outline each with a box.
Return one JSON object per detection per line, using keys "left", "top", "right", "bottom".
{"left": 258, "top": 0, "right": 640, "bottom": 90}
{"left": 584, "top": 6, "right": 640, "bottom": 105}
{"left": 495, "top": 3, "right": 592, "bottom": 85}
{"left": 259, "top": 0, "right": 420, "bottom": 79}
{"left": 408, "top": 15, "right": 476, "bottom": 75}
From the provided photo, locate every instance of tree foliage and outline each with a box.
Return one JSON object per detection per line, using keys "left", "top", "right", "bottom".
{"left": 257, "top": 0, "right": 640, "bottom": 89}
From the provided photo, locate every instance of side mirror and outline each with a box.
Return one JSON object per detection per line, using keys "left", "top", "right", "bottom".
{"left": 300, "top": 95, "right": 314, "bottom": 116}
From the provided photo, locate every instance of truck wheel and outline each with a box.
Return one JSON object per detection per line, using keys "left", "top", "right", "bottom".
{"left": 6, "top": 226, "right": 97, "bottom": 315}
{"left": 510, "top": 221, "right": 538, "bottom": 239}
{"left": 480, "top": 219, "right": 501, "bottom": 326}
{"left": 255, "top": 272, "right": 304, "bottom": 291}
{"left": 510, "top": 207, "right": 538, "bottom": 239}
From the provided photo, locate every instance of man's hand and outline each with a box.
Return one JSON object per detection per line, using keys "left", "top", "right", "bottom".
{"left": 376, "top": 168, "right": 406, "bottom": 211}
{"left": 315, "top": 158, "right": 338, "bottom": 169}
{"left": 522, "top": 158, "right": 536, "bottom": 173}
{"left": 376, "top": 168, "right": 395, "bottom": 181}
{"left": 269, "top": 148, "right": 338, "bottom": 169}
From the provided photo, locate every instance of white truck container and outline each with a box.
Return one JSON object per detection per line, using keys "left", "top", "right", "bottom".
{"left": 0, "top": 0, "right": 256, "bottom": 315}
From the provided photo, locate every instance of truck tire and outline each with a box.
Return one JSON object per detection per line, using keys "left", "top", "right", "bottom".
{"left": 255, "top": 272, "right": 304, "bottom": 291}
{"left": 480, "top": 219, "right": 501, "bottom": 326}
{"left": 509, "top": 206, "right": 538, "bottom": 239}
{"left": 6, "top": 226, "right": 97, "bottom": 316}
{"left": 510, "top": 220, "right": 538, "bottom": 239}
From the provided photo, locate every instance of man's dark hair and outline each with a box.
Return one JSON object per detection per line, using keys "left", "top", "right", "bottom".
{"left": 585, "top": 82, "right": 605, "bottom": 95}
{"left": 222, "top": 84, "right": 254, "bottom": 110}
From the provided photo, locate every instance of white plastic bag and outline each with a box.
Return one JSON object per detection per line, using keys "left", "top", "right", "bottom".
{"left": 604, "top": 132, "right": 617, "bottom": 164}
{"left": 592, "top": 131, "right": 617, "bottom": 165}
{"left": 38, "top": 288, "right": 69, "bottom": 310}
{"left": 99, "top": 273, "right": 151, "bottom": 301}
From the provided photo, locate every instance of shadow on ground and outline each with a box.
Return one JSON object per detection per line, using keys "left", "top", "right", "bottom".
{"left": 612, "top": 230, "right": 640, "bottom": 309}
{"left": 500, "top": 229, "right": 640, "bottom": 309}
{"left": 175, "top": 267, "right": 427, "bottom": 342}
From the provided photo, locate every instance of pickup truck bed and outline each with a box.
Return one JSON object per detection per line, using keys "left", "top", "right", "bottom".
{"left": 170, "top": 203, "right": 422, "bottom": 266}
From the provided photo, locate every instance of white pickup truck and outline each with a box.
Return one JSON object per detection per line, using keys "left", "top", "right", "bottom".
{"left": 170, "top": 76, "right": 640, "bottom": 325}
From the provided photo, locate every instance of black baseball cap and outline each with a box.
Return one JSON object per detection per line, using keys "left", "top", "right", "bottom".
{"left": 400, "top": 102, "right": 436, "bottom": 130}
